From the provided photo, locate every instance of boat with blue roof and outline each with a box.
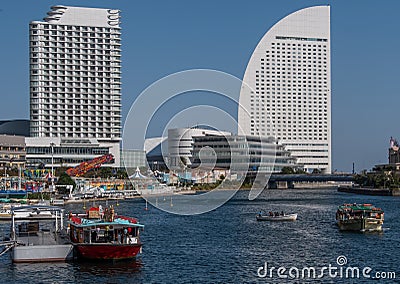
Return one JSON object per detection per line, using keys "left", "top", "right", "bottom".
{"left": 68, "top": 205, "right": 144, "bottom": 260}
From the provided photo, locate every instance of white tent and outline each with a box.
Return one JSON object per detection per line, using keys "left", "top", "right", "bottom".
{"left": 129, "top": 167, "right": 148, "bottom": 179}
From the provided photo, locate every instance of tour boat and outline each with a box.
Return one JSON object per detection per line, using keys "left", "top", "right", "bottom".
{"left": 336, "top": 203, "right": 384, "bottom": 232}
{"left": 68, "top": 206, "right": 144, "bottom": 260}
{"left": 256, "top": 212, "right": 297, "bottom": 221}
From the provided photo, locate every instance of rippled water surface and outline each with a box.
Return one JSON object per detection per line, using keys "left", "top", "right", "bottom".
{"left": 0, "top": 188, "right": 398, "bottom": 283}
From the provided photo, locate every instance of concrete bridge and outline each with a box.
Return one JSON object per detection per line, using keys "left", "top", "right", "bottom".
{"left": 264, "top": 174, "right": 354, "bottom": 189}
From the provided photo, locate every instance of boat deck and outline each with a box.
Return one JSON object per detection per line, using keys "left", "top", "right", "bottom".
{"left": 16, "top": 231, "right": 70, "bottom": 246}
{"left": 0, "top": 216, "right": 57, "bottom": 221}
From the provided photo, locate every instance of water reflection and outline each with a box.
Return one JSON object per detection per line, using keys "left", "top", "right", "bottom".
{"left": 0, "top": 189, "right": 398, "bottom": 283}
{"left": 11, "top": 262, "right": 74, "bottom": 283}
{"left": 76, "top": 258, "right": 143, "bottom": 276}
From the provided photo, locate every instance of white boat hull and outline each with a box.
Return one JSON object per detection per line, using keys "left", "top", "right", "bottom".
{"left": 10, "top": 205, "right": 72, "bottom": 263}
{"left": 12, "top": 244, "right": 74, "bottom": 263}
{"left": 256, "top": 213, "right": 298, "bottom": 221}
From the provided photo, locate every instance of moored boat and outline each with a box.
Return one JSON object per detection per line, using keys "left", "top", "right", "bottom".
{"left": 0, "top": 204, "right": 56, "bottom": 221}
{"left": 256, "top": 212, "right": 297, "bottom": 221}
{"left": 10, "top": 205, "right": 73, "bottom": 262}
{"left": 68, "top": 205, "right": 144, "bottom": 260}
{"left": 336, "top": 203, "right": 384, "bottom": 232}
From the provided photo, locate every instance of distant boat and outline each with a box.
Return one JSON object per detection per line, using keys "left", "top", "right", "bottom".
{"left": 0, "top": 189, "right": 28, "bottom": 198}
{"left": 0, "top": 204, "right": 57, "bottom": 221}
{"left": 256, "top": 213, "right": 297, "bottom": 221}
{"left": 336, "top": 203, "right": 384, "bottom": 232}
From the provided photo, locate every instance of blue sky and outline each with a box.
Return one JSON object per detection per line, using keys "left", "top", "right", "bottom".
{"left": 0, "top": 0, "right": 399, "bottom": 172}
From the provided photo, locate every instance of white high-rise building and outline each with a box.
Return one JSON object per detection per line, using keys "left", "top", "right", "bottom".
{"left": 29, "top": 5, "right": 122, "bottom": 140}
{"left": 28, "top": 5, "right": 122, "bottom": 168}
{"left": 238, "top": 6, "right": 331, "bottom": 173}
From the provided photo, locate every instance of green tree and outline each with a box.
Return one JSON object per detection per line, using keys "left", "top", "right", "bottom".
{"left": 312, "top": 168, "right": 322, "bottom": 174}
{"left": 281, "top": 166, "right": 295, "bottom": 174}
{"left": 354, "top": 174, "right": 367, "bottom": 186}
{"left": 56, "top": 172, "right": 76, "bottom": 194}
{"left": 116, "top": 169, "right": 128, "bottom": 179}
{"left": 295, "top": 168, "right": 307, "bottom": 174}
{"left": 98, "top": 167, "right": 113, "bottom": 178}
{"left": 354, "top": 170, "right": 400, "bottom": 189}
{"left": 55, "top": 167, "right": 69, "bottom": 176}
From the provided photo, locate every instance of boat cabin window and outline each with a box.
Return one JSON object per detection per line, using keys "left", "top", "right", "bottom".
{"left": 123, "top": 227, "right": 139, "bottom": 237}
{"left": 18, "top": 222, "right": 39, "bottom": 236}
{"left": 84, "top": 230, "right": 91, "bottom": 243}
{"left": 89, "top": 228, "right": 114, "bottom": 243}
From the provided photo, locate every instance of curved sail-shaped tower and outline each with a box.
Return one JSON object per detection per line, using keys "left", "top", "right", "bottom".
{"left": 238, "top": 6, "right": 331, "bottom": 173}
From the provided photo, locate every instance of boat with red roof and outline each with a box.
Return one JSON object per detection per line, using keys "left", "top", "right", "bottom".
{"left": 68, "top": 205, "right": 144, "bottom": 260}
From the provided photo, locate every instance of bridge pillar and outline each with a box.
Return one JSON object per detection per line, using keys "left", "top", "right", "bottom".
{"left": 268, "top": 181, "right": 277, "bottom": 189}
{"left": 287, "top": 181, "right": 294, "bottom": 189}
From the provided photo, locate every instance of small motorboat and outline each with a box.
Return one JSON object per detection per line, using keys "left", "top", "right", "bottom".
{"left": 256, "top": 213, "right": 297, "bottom": 221}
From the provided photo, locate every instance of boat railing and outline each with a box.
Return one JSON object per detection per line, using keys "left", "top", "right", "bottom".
{"left": 10, "top": 206, "right": 65, "bottom": 242}
{"left": 82, "top": 225, "right": 141, "bottom": 245}
{"left": 0, "top": 240, "right": 17, "bottom": 257}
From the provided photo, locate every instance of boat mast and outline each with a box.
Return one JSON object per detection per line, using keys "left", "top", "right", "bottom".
{"left": 10, "top": 206, "right": 15, "bottom": 241}
{"left": 60, "top": 208, "right": 64, "bottom": 230}
{"left": 55, "top": 210, "right": 58, "bottom": 232}
{"left": 18, "top": 166, "right": 21, "bottom": 191}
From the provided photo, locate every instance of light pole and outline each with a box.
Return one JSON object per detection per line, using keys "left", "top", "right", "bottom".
{"left": 3, "top": 162, "right": 6, "bottom": 190}
{"left": 50, "top": 142, "right": 55, "bottom": 191}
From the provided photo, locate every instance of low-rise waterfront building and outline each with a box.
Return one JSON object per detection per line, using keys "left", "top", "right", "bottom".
{"left": 191, "top": 134, "right": 297, "bottom": 174}
{"left": 25, "top": 137, "right": 120, "bottom": 169}
{"left": 389, "top": 137, "right": 400, "bottom": 165}
{"left": 167, "top": 127, "right": 231, "bottom": 171}
{"left": 144, "top": 127, "right": 298, "bottom": 179}
{"left": 373, "top": 137, "right": 400, "bottom": 171}
{"left": 0, "top": 135, "right": 26, "bottom": 169}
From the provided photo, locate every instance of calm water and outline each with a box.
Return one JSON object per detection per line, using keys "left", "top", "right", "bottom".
{"left": 0, "top": 188, "right": 399, "bottom": 283}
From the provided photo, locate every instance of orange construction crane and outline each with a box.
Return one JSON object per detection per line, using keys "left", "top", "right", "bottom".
{"left": 66, "top": 154, "right": 114, "bottom": 177}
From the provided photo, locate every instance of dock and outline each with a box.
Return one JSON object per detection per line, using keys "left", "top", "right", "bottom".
{"left": 338, "top": 186, "right": 400, "bottom": 196}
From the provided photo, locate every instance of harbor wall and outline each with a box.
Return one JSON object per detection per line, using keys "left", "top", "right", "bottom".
{"left": 338, "top": 186, "right": 400, "bottom": 196}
